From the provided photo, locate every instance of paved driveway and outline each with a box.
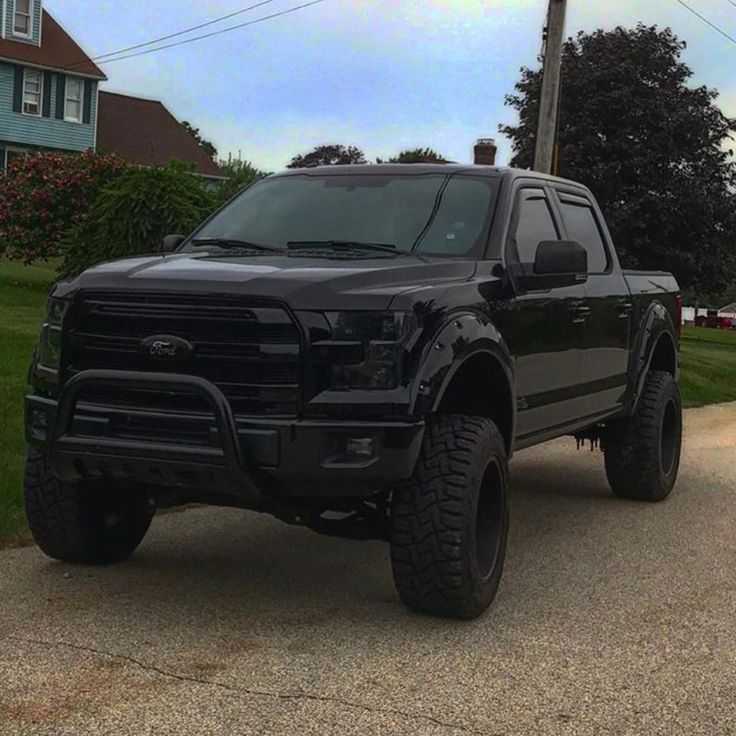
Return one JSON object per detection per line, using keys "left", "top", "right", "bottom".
{"left": 1, "top": 404, "right": 735, "bottom": 735}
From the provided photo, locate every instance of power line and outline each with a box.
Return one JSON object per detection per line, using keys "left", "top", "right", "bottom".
{"left": 95, "top": 0, "right": 327, "bottom": 65}
{"left": 67, "top": 0, "right": 327, "bottom": 68}
{"left": 88, "top": 0, "right": 281, "bottom": 63}
{"left": 673, "top": 0, "right": 736, "bottom": 47}
{"left": 725, "top": 0, "right": 736, "bottom": 9}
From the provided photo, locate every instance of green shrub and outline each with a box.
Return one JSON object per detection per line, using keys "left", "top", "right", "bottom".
{"left": 59, "top": 163, "right": 216, "bottom": 279}
{"left": 0, "top": 150, "right": 128, "bottom": 263}
{"left": 215, "top": 158, "right": 269, "bottom": 205}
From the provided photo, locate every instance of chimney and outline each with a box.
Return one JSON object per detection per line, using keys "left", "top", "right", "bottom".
{"left": 474, "top": 138, "right": 497, "bottom": 166}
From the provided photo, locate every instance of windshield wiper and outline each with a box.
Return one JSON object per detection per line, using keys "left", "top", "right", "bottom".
{"left": 191, "top": 237, "right": 279, "bottom": 252}
{"left": 287, "top": 240, "right": 398, "bottom": 254}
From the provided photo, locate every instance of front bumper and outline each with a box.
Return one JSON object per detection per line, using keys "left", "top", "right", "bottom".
{"left": 26, "top": 370, "right": 424, "bottom": 503}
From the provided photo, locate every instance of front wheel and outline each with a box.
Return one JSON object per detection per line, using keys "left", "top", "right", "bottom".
{"left": 604, "top": 371, "right": 682, "bottom": 502}
{"left": 24, "top": 449, "right": 154, "bottom": 564}
{"left": 390, "top": 416, "right": 509, "bottom": 619}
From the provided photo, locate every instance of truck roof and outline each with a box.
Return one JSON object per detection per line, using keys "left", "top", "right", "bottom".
{"left": 273, "top": 164, "right": 582, "bottom": 187}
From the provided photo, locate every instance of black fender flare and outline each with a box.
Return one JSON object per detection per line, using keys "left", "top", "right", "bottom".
{"left": 410, "top": 311, "right": 516, "bottom": 436}
{"left": 628, "top": 300, "right": 679, "bottom": 412}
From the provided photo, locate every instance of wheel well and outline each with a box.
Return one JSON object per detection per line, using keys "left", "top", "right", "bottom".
{"left": 435, "top": 353, "right": 513, "bottom": 453}
{"left": 649, "top": 333, "right": 677, "bottom": 376}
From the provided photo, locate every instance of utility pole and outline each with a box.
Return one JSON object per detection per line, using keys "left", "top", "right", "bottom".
{"left": 533, "top": 0, "right": 568, "bottom": 174}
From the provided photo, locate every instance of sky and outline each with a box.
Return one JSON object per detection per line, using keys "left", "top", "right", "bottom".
{"left": 49, "top": 0, "right": 736, "bottom": 171}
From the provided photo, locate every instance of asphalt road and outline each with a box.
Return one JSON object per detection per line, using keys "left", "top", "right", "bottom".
{"left": 1, "top": 404, "right": 735, "bottom": 736}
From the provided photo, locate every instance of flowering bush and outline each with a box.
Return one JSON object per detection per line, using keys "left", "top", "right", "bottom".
{"left": 0, "top": 150, "right": 129, "bottom": 262}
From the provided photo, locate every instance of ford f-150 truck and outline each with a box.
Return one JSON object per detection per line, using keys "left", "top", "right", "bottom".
{"left": 25, "top": 165, "right": 682, "bottom": 619}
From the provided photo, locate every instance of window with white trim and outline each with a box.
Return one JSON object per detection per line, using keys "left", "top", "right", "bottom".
{"left": 22, "top": 69, "right": 42, "bottom": 116}
{"left": 14, "top": 0, "right": 32, "bottom": 36}
{"left": 6, "top": 148, "right": 30, "bottom": 167}
{"left": 65, "top": 78, "right": 83, "bottom": 123}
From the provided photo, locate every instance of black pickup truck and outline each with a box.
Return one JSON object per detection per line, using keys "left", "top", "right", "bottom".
{"left": 25, "top": 165, "right": 682, "bottom": 619}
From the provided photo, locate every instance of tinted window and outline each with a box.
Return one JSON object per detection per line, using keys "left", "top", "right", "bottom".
{"left": 416, "top": 177, "right": 495, "bottom": 255}
{"left": 190, "top": 174, "right": 497, "bottom": 256}
{"left": 559, "top": 200, "right": 608, "bottom": 273}
{"left": 512, "top": 194, "right": 559, "bottom": 267}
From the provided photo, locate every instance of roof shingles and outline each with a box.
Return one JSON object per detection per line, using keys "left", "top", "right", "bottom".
{"left": 0, "top": 11, "right": 106, "bottom": 79}
{"left": 97, "top": 92, "right": 224, "bottom": 179}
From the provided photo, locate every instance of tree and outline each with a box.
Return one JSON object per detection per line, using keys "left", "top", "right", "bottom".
{"left": 287, "top": 144, "right": 366, "bottom": 168}
{"left": 181, "top": 121, "right": 218, "bottom": 160}
{"left": 683, "top": 282, "right": 736, "bottom": 309}
{"left": 379, "top": 148, "right": 448, "bottom": 164}
{"left": 500, "top": 24, "right": 736, "bottom": 292}
{"left": 215, "top": 158, "right": 270, "bottom": 203}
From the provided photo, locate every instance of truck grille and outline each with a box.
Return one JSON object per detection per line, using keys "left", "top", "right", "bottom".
{"left": 65, "top": 292, "right": 303, "bottom": 416}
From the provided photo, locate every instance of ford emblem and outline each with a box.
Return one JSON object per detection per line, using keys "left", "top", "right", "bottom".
{"left": 140, "top": 334, "right": 193, "bottom": 361}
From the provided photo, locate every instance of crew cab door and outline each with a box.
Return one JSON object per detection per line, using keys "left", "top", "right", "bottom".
{"left": 498, "top": 186, "right": 588, "bottom": 445}
{"left": 551, "top": 189, "right": 631, "bottom": 415}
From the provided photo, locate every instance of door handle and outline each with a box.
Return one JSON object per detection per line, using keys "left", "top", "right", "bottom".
{"left": 570, "top": 303, "right": 591, "bottom": 323}
{"left": 616, "top": 301, "right": 633, "bottom": 319}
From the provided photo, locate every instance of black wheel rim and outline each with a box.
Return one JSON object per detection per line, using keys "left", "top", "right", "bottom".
{"left": 660, "top": 398, "right": 679, "bottom": 477}
{"left": 475, "top": 459, "right": 504, "bottom": 580}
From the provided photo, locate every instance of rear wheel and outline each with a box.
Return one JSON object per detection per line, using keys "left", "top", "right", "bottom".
{"left": 390, "top": 415, "right": 509, "bottom": 619}
{"left": 24, "top": 449, "right": 153, "bottom": 564}
{"left": 604, "top": 371, "right": 682, "bottom": 502}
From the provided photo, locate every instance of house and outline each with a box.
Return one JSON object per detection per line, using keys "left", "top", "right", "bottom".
{"left": 97, "top": 91, "right": 225, "bottom": 183}
{"left": 0, "top": 0, "right": 106, "bottom": 168}
{"left": 720, "top": 302, "right": 736, "bottom": 319}
{"left": 0, "top": 1, "right": 222, "bottom": 180}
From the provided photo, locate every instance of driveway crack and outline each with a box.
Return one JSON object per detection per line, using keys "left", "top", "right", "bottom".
{"left": 7, "top": 635, "right": 489, "bottom": 735}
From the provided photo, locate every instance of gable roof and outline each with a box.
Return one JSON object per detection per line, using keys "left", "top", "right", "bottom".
{"left": 97, "top": 92, "right": 225, "bottom": 179}
{"left": 0, "top": 11, "right": 106, "bottom": 79}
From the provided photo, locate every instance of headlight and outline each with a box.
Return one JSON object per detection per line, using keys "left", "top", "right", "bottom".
{"left": 38, "top": 297, "right": 69, "bottom": 369}
{"left": 319, "top": 311, "right": 417, "bottom": 390}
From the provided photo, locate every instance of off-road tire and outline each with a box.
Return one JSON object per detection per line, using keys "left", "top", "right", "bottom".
{"left": 390, "top": 415, "right": 509, "bottom": 619}
{"left": 24, "top": 449, "right": 153, "bottom": 564}
{"left": 604, "top": 371, "right": 682, "bottom": 502}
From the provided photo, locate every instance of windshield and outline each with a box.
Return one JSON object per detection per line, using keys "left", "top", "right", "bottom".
{"left": 187, "top": 173, "right": 498, "bottom": 256}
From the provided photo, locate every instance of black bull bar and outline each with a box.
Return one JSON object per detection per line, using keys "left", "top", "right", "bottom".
{"left": 47, "top": 369, "right": 264, "bottom": 504}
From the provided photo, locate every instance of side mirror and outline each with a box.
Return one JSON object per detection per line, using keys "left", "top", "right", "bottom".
{"left": 515, "top": 240, "right": 588, "bottom": 291}
{"left": 534, "top": 240, "right": 587, "bottom": 275}
{"left": 161, "top": 234, "right": 185, "bottom": 254}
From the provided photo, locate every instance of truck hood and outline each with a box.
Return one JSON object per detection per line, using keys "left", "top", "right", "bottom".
{"left": 54, "top": 252, "right": 478, "bottom": 310}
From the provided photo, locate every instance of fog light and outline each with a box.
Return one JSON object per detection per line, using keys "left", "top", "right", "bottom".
{"left": 345, "top": 437, "right": 375, "bottom": 458}
{"left": 29, "top": 407, "right": 50, "bottom": 440}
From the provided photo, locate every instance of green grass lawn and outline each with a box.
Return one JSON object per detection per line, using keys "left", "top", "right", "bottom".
{"left": 1, "top": 259, "right": 735, "bottom": 542}
{"left": 680, "top": 325, "right": 736, "bottom": 408}
{"left": 0, "top": 259, "right": 57, "bottom": 543}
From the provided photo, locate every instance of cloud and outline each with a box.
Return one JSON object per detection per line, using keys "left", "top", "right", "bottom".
{"left": 52, "top": 0, "right": 736, "bottom": 169}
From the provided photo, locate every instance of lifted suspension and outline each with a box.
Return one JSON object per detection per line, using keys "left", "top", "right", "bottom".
{"left": 274, "top": 497, "right": 390, "bottom": 541}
